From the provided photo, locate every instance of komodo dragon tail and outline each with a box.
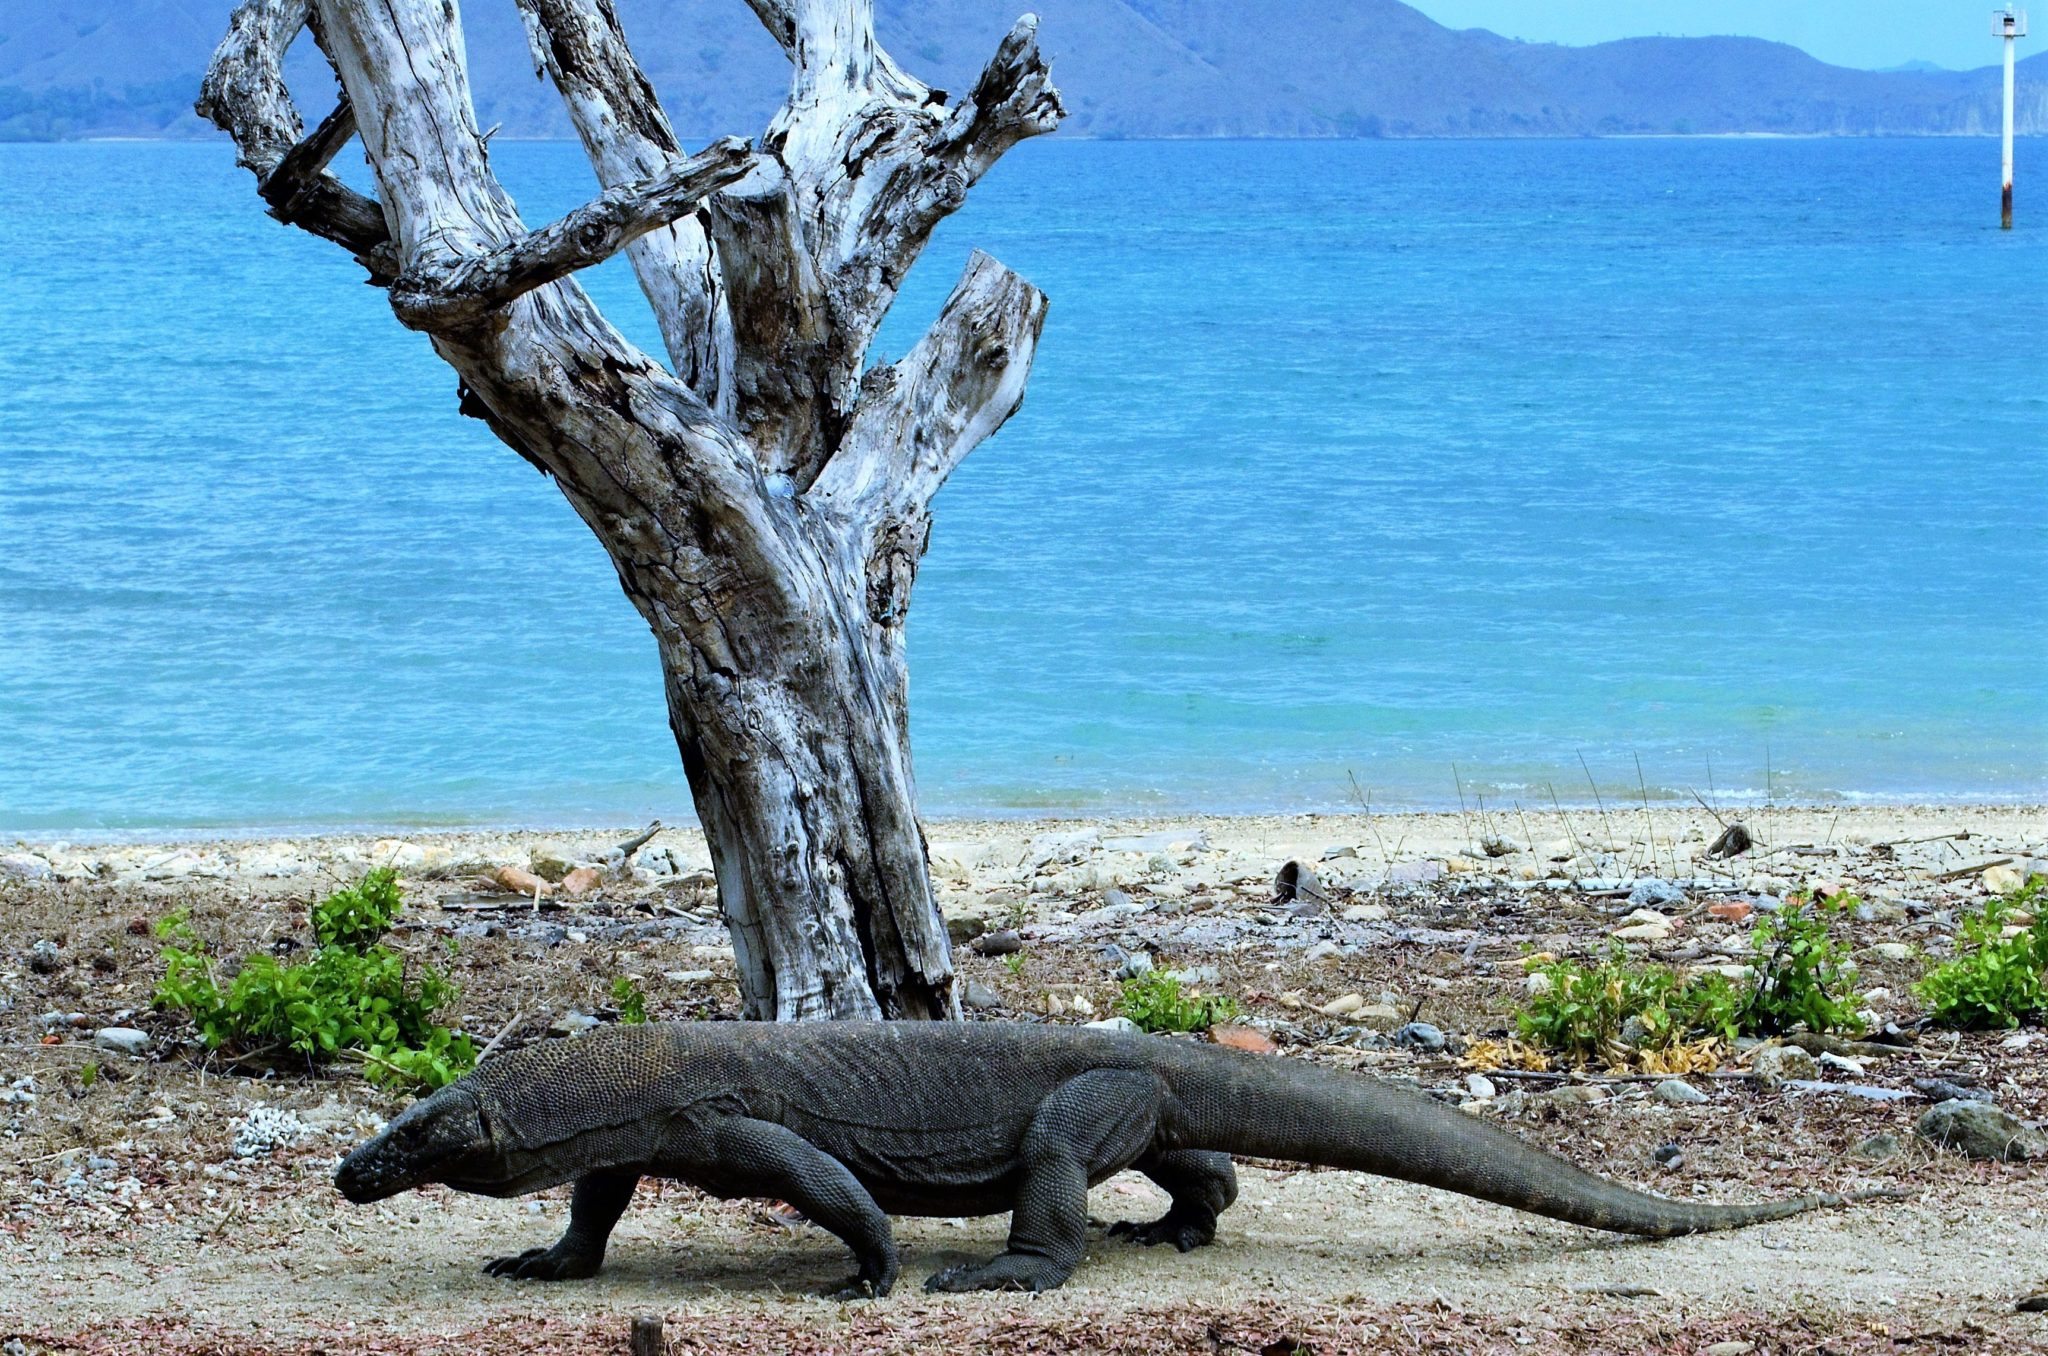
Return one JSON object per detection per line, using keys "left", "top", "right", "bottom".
{"left": 1168, "top": 1048, "right": 1882, "bottom": 1236}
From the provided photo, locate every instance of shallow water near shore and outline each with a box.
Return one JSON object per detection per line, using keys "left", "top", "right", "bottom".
{"left": 1, "top": 136, "right": 2044, "bottom": 833}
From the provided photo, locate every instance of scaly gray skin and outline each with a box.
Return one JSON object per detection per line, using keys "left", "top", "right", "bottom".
{"left": 334, "top": 1021, "right": 1885, "bottom": 1298}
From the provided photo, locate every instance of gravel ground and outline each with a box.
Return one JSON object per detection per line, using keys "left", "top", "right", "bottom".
{"left": 3, "top": 805, "right": 2045, "bottom": 1353}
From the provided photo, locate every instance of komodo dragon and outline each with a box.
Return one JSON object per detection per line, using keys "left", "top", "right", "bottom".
{"left": 334, "top": 1020, "right": 1887, "bottom": 1297}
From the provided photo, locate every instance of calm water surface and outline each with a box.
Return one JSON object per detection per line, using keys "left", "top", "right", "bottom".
{"left": 1, "top": 137, "right": 2043, "bottom": 833}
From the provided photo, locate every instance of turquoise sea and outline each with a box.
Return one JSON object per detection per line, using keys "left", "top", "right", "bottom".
{"left": 1, "top": 136, "right": 2044, "bottom": 834}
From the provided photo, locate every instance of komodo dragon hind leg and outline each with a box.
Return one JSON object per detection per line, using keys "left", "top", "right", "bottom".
{"left": 1108, "top": 1149, "right": 1238, "bottom": 1252}
{"left": 925, "top": 1070, "right": 1163, "bottom": 1294}
{"left": 486, "top": 1169, "right": 637, "bottom": 1281}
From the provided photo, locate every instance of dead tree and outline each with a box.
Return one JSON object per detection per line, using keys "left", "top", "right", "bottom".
{"left": 199, "top": 0, "right": 1063, "bottom": 1020}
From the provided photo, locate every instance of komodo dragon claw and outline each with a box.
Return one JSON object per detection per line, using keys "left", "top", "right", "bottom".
{"left": 483, "top": 1243, "right": 603, "bottom": 1281}
{"left": 1107, "top": 1216, "right": 1216, "bottom": 1252}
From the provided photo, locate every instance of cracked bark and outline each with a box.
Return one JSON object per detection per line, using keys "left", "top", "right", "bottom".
{"left": 201, "top": 0, "right": 1061, "bottom": 1020}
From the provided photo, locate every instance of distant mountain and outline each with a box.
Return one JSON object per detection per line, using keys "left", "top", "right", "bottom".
{"left": 2, "top": 0, "right": 2042, "bottom": 142}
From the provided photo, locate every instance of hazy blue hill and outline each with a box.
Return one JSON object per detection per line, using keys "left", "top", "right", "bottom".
{"left": 1, "top": 0, "right": 2041, "bottom": 141}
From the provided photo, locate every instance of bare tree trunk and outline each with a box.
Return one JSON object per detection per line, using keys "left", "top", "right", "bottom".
{"left": 199, "top": 0, "right": 1062, "bottom": 1019}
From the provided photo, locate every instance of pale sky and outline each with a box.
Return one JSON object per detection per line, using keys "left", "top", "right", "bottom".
{"left": 1405, "top": 2, "right": 2024, "bottom": 72}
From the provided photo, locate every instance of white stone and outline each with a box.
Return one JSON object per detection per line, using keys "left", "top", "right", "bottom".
{"left": 1341, "top": 903, "right": 1389, "bottom": 922}
{"left": 0, "top": 853, "right": 53, "bottom": 882}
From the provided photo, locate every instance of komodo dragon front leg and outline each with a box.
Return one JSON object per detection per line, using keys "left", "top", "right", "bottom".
{"left": 486, "top": 1117, "right": 900, "bottom": 1299}
{"left": 926, "top": 1069, "right": 1165, "bottom": 1293}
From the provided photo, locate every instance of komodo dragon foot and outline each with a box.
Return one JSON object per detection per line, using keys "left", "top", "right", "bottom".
{"left": 483, "top": 1242, "right": 603, "bottom": 1281}
{"left": 1106, "top": 1212, "right": 1218, "bottom": 1252}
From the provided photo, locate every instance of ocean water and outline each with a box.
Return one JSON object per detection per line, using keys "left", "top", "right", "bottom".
{"left": 1, "top": 136, "right": 2044, "bottom": 835}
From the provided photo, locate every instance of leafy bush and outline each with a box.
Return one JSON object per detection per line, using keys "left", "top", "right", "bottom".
{"left": 1115, "top": 971, "right": 1239, "bottom": 1033}
{"left": 1740, "top": 891, "right": 1863, "bottom": 1036}
{"left": 1917, "top": 875, "right": 2048, "bottom": 1029}
{"left": 611, "top": 976, "right": 649, "bottom": 1025}
{"left": 154, "top": 874, "right": 475, "bottom": 1091}
{"left": 311, "top": 867, "right": 406, "bottom": 951}
{"left": 1516, "top": 946, "right": 1742, "bottom": 1061}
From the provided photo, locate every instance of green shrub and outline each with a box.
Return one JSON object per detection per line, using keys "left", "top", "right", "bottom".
{"left": 153, "top": 874, "right": 474, "bottom": 1091}
{"left": 611, "top": 976, "right": 649, "bottom": 1025}
{"left": 1516, "top": 946, "right": 1742, "bottom": 1059}
{"left": 311, "top": 866, "right": 405, "bottom": 951}
{"left": 1740, "top": 891, "right": 1863, "bottom": 1036}
{"left": 1917, "top": 875, "right": 2048, "bottom": 1029}
{"left": 1115, "top": 971, "right": 1239, "bottom": 1033}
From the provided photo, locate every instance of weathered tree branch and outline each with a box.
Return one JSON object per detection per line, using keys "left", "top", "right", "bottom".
{"left": 512, "top": 0, "right": 736, "bottom": 404}
{"left": 391, "top": 136, "right": 753, "bottom": 331}
{"left": 812, "top": 250, "right": 1047, "bottom": 525}
{"left": 198, "top": 0, "right": 393, "bottom": 275}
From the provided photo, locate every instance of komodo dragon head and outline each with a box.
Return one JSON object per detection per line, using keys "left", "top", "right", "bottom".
{"left": 334, "top": 1083, "right": 506, "bottom": 1202}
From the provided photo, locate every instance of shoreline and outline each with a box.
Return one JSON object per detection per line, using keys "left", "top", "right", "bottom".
{"left": 6, "top": 802, "right": 2040, "bottom": 895}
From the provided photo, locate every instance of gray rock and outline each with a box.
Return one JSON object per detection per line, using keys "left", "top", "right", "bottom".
{"left": 971, "top": 930, "right": 1023, "bottom": 957}
{"left": 960, "top": 980, "right": 1003, "bottom": 1011}
{"left": 1655, "top": 1078, "right": 1710, "bottom": 1106}
{"left": 1749, "top": 1044, "right": 1818, "bottom": 1088}
{"left": 1913, "top": 1077, "right": 1994, "bottom": 1104}
{"left": 1915, "top": 1100, "right": 2048, "bottom": 1162}
{"left": 27, "top": 940, "right": 62, "bottom": 974}
{"left": 1628, "top": 878, "right": 1688, "bottom": 909}
{"left": 1651, "top": 1142, "right": 1684, "bottom": 1171}
{"left": 1392, "top": 1022, "right": 1446, "bottom": 1053}
{"left": 944, "top": 911, "right": 989, "bottom": 944}
{"left": 92, "top": 1027, "right": 152, "bottom": 1057}
{"left": 1084, "top": 1016, "right": 1142, "bottom": 1035}
{"left": 1113, "top": 952, "right": 1154, "bottom": 981}
{"left": 1848, "top": 1132, "right": 1903, "bottom": 1164}
{"left": 0, "top": 853, "right": 52, "bottom": 882}
{"left": 1617, "top": 1014, "right": 1653, "bottom": 1049}
{"left": 1167, "top": 965, "right": 1220, "bottom": 985}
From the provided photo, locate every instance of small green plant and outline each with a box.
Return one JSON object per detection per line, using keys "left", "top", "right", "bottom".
{"left": 153, "top": 873, "right": 474, "bottom": 1091}
{"left": 1115, "top": 971, "right": 1239, "bottom": 1033}
{"left": 1516, "top": 945, "right": 1741, "bottom": 1060}
{"left": 1741, "top": 891, "right": 1863, "bottom": 1036}
{"left": 611, "top": 976, "right": 649, "bottom": 1025}
{"left": 1004, "top": 952, "right": 1027, "bottom": 978}
{"left": 1917, "top": 875, "right": 2048, "bottom": 1029}
{"left": 78, "top": 1061, "right": 99, "bottom": 1090}
{"left": 311, "top": 867, "right": 405, "bottom": 951}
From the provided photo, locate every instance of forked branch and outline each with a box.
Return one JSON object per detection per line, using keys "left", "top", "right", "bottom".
{"left": 198, "top": 0, "right": 393, "bottom": 275}
{"left": 390, "top": 137, "right": 755, "bottom": 330}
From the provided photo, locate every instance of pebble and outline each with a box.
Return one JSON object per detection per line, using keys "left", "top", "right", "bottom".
{"left": 1392, "top": 1022, "right": 1446, "bottom": 1053}
{"left": 550, "top": 1011, "right": 601, "bottom": 1038}
{"left": 1702, "top": 1343, "right": 1757, "bottom": 1356}
{"left": 1084, "top": 1016, "right": 1141, "bottom": 1035}
{"left": 1868, "top": 942, "right": 1914, "bottom": 962}
{"left": 232, "top": 1106, "right": 312, "bottom": 1158}
{"left": 1915, "top": 1100, "right": 2048, "bottom": 1162}
{"left": 1651, "top": 1142, "right": 1684, "bottom": 1171}
{"left": 960, "top": 980, "right": 1003, "bottom": 1011}
{"left": 1113, "top": 952, "right": 1154, "bottom": 980}
{"left": 1341, "top": 903, "right": 1390, "bottom": 922}
{"left": 1302, "top": 940, "right": 1342, "bottom": 965}
{"left": 1167, "top": 965, "right": 1220, "bottom": 985}
{"left": 92, "top": 1027, "right": 152, "bottom": 1057}
{"left": 1628, "top": 878, "right": 1687, "bottom": 909}
{"left": 1848, "top": 1132, "right": 1902, "bottom": 1164}
{"left": 0, "top": 853, "right": 52, "bottom": 882}
{"left": 971, "top": 930, "right": 1023, "bottom": 957}
{"left": 28, "top": 940, "right": 62, "bottom": 974}
{"left": 1655, "top": 1078, "right": 1709, "bottom": 1105}
{"left": 1465, "top": 1074, "right": 1496, "bottom": 1100}
{"left": 663, "top": 969, "right": 715, "bottom": 984}
{"left": 1748, "top": 1044, "right": 1817, "bottom": 1089}
{"left": 1319, "top": 993, "right": 1365, "bottom": 1018}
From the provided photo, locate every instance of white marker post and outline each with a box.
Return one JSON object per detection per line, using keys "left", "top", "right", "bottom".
{"left": 1997, "top": 7, "right": 2029, "bottom": 229}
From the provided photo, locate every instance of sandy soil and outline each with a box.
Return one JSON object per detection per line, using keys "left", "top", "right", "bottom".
{"left": 4, "top": 804, "right": 2045, "bottom": 1353}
